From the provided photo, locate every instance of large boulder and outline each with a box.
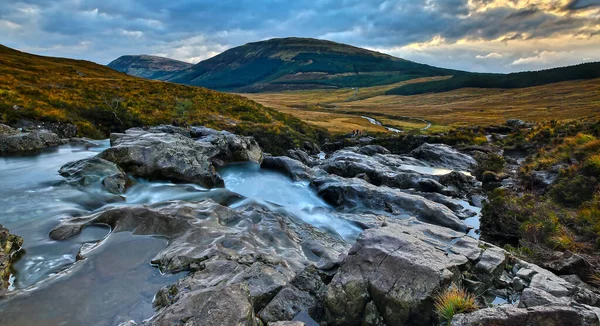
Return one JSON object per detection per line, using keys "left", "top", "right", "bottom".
{"left": 59, "top": 157, "right": 129, "bottom": 194}
{"left": 410, "top": 143, "right": 476, "bottom": 171}
{"left": 312, "top": 176, "right": 468, "bottom": 232}
{"left": 194, "top": 128, "right": 263, "bottom": 166}
{"left": 0, "top": 127, "right": 63, "bottom": 154}
{"left": 98, "top": 129, "right": 224, "bottom": 188}
{"left": 0, "top": 225, "right": 23, "bottom": 291}
{"left": 325, "top": 220, "right": 494, "bottom": 326}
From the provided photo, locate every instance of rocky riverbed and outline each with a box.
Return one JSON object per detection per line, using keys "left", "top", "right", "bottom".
{"left": 0, "top": 124, "right": 598, "bottom": 325}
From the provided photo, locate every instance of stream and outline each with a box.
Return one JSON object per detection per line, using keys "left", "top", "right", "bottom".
{"left": 0, "top": 140, "right": 480, "bottom": 325}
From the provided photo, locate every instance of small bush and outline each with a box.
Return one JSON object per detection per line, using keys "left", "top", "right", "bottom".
{"left": 474, "top": 152, "right": 506, "bottom": 179}
{"left": 549, "top": 174, "right": 598, "bottom": 207}
{"left": 434, "top": 284, "right": 478, "bottom": 324}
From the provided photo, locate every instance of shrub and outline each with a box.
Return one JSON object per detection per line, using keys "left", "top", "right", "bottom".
{"left": 549, "top": 174, "right": 598, "bottom": 207}
{"left": 474, "top": 152, "right": 506, "bottom": 179}
{"left": 434, "top": 284, "right": 478, "bottom": 324}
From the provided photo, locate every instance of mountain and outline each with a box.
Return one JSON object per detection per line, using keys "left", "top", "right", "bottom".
{"left": 107, "top": 55, "right": 193, "bottom": 80}
{"left": 0, "top": 44, "right": 326, "bottom": 154}
{"left": 111, "top": 37, "right": 600, "bottom": 94}
{"left": 161, "top": 37, "right": 457, "bottom": 92}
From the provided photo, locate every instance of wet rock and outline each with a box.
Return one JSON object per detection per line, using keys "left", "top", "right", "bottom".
{"left": 51, "top": 199, "right": 349, "bottom": 324}
{"left": 451, "top": 304, "right": 599, "bottom": 326}
{"left": 194, "top": 128, "right": 263, "bottom": 165}
{"left": 531, "top": 170, "right": 558, "bottom": 193}
{"left": 353, "top": 145, "right": 390, "bottom": 156}
{"left": 0, "top": 225, "right": 22, "bottom": 290}
{"left": 410, "top": 143, "right": 476, "bottom": 171}
{"left": 473, "top": 246, "right": 506, "bottom": 283}
{"left": 312, "top": 175, "right": 468, "bottom": 232}
{"left": 439, "top": 171, "right": 479, "bottom": 198}
{"left": 361, "top": 301, "right": 385, "bottom": 326}
{"left": 268, "top": 322, "right": 305, "bottom": 326}
{"left": 59, "top": 157, "right": 129, "bottom": 194}
{"left": 286, "top": 149, "right": 316, "bottom": 166}
{"left": 0, "top": 129, "right": 63, "bottom": 154}
{"left": 262, "top": 156, "right": 317, "bottom": 181}
{"left": 99, "top": 129, "right": 224, "bottom": 188}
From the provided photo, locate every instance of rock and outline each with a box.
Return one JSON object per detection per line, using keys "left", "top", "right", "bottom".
{"left": 0, "top": 130, "right": 62, "bottom": 154}
{"left": 325, "top": 221, "right": 485, "bottom": 326}
{"left": 451, "top": 304, "right": 599, "bottom": 326}
{"left": 362, "top": 301, "right": 385, "bottom": 326}
{"left": 0, "top": 225, "right": 22, "bottom": 291}
{"left": 286, "top": 149, "right": 316, "bottom": 166}
{"left": 149, "top": 284, "right": 258, "bottom": 326}
{"left": 51, "top": 199, "right": 350, "bottom": 324}
{"left": 473, "top": 246, "right": 506, "bottom": 283}
{"left": 259, "top": 286, "right": 319, "bottom": 323}
{"left": 312, "top": 176, "right": 468, "bottom": 232}
{"left": 262, "top": 156, "right": 317, "bottom": 181}
{"left": 13, "top": 120, "right": 77, "bottom": 138}
{"left": 98, "top": 129, "right": 224, "bottom": 188}
{"left": 147, "top": 124, "right": 191, "bottom": 137}
{"left": 506, "top": 119, "right": 526, "bottom": 128}
{"left": 542, "top": 251, "right": 589, "bottom": 278}
{"left": 518, "top": 287, "right": 570, "bottom": 308}
{"left": 59, "top": 157, "right": 129, "bottom": 194}
{"left": 354, "top": 145, "right": 390, "bottom": 156}
{"left": 268, "top": 322, "right": 305, "bottom": 326}
{"left": 194, "top": 128, "right": 263, "bottom": 165}
{"left": 0, "top": 124, "right": 19, "bottom": 137}
{"left": 410, "top": 143, "right": 477, "bottom": 171}
{"left": 439, "top": 171, "right": 478, "bottom": 198}
{"left": 531, "top": 170, "right": 558, "bottom": 193}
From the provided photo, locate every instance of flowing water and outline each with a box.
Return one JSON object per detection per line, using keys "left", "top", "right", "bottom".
{"left": 0, "top": 141, "right": 480, "bottom": 325}
{"left": 0, "top": 142, "right": 361, "bottom": 325}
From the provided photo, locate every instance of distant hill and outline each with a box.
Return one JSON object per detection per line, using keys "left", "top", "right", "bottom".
{"left": 0, "top": 44, "right": 326, "bottom": 154}
{"left": 132, "top": 37, "right": 457, "bottom": 92}
{"left": 385, "top": 62, "right": 600, "bottom": 95}
{"left": 108, "top": 55, "right": 193, "bottom": 80}
{"left": 111, "top": 37, "right": 600, "bottom": 94}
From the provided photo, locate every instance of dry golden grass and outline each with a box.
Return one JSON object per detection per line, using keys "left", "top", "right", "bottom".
{"left": 242, "top": 77, "right": 600, "bottom": 133}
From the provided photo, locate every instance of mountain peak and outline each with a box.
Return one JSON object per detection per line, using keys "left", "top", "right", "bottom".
{"left": 108, "top": 54, "right": 193, "bottom": 80}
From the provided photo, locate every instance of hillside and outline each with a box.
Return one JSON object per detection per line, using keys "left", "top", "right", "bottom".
{"left": 0, "top": 44, "right": 326, "bottom": 154}
{"left": 108, "top": 55, "right": 193, "bottom": 80}
{"left": 386, "top": 62, "right": 600, "bottom": 95}
{"left": 162, "top": 37, "right": 457, "bottom": 91}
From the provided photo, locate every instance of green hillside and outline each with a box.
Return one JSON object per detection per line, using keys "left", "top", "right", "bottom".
{"left": 0, "top": 44, "right": 327, "bottom": 154}
{"left": 385, "top": 62, "right": 600, "bottom": 95}
{"left": 164, "top": 37, "right": 457, "bottom": 92}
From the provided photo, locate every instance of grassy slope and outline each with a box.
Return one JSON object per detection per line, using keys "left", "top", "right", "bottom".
{"left": 0, "top": 45, "right": 326, "bottom": 154}
{"left": 244, "top": 77, "right": 600, "bottom": 133}
{"left": 386, "top": 62, "right": 600, "bottom": 95}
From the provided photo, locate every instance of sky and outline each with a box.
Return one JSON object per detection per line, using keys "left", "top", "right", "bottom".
{"left": 1, "top": 0, "right": 599, "bottom": 73}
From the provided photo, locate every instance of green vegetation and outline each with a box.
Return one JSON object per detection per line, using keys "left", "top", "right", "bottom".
{"left": 386, "top": 62, "right": 600, "bottom": 95}
{"left": 481, "top": 120, "right": 600, "bottom": 266}
{"left": 434, "top": 284, "right": 478, "bottom": 325}
{"left": 0, "top": 44, "right": 327, "bottom": 155}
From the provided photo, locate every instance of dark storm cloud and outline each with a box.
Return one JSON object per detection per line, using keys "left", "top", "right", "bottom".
{"left": 0, "top": 0, "right": 598, "bottom": 72}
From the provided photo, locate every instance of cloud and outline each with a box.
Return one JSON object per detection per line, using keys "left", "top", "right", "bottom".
{"left": 476, "top": 52, "right": 503, "bottom": 59}
{"left": 0, "top": 0, "right": 597, "bottom": 72}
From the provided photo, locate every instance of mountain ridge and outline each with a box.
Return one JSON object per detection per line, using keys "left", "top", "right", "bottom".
{"left": 108, "top": 54, "right": 193, "bottom": 80}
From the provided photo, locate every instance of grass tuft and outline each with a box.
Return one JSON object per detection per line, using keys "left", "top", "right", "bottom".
{"left": 434, "top": 284, "right": 478, "bottom": 324}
